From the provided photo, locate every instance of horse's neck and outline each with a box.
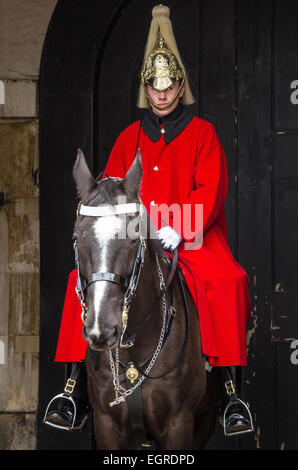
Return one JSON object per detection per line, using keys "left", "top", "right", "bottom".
{"left": 130, "top": 242, "right": 160, "bottom": 319}
{"left": 125, "top": 242, "right": 166, "bottom": 356}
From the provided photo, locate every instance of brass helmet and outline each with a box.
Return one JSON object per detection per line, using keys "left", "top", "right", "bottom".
{"left": 141, "top": 34, "right": 185, "bottom": 92}
{"left": 137, "top": 4, "right": 195, "bottom": 109}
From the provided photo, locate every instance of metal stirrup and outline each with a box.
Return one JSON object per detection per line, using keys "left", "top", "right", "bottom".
{"left": 43, "top": 393, "right": 82, "bottom": 431}
{"left": 223, "top": 397, "right": 254, "bottom": 437}
{"left": 223, "top": 376, "right": 254, "bottom": 437}
{"left": 43, "top": 364, "right": 88, "bottom": 431}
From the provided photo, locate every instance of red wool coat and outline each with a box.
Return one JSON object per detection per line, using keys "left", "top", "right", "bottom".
{"left": 55, "top": 114, "right": 251, "bottom": 366}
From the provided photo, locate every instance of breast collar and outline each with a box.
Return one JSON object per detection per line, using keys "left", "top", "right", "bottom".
{"left": 141, "top": 103, "right": 194, "bottom": 143}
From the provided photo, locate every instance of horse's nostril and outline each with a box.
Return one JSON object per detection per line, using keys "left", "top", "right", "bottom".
{"left": 101, "top": 326, "right": 117, "bottom": 342}
{"left": 106, "top": 327, "right": 118, "bottom": 346}
{"left": 86, "top": 325, "right": 118, "bottom": 349}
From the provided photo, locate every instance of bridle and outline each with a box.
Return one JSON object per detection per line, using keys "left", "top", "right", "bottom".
{"left": 73, "top": 187, "right": 191, "bottom": 417}
{"left": 74, "top": 195, "right": 179, "bottom": 349}
{"left": 74, "top": 197, "right": 147, "bottom": 348}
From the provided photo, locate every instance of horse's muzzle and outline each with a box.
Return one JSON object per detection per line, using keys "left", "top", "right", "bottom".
{"left": 83, "top": 325, "right": 119, "bottom": 351}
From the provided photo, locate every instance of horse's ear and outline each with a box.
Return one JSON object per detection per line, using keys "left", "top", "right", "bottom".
{"left": 73, "top": 148, "right": 97, "bottom": 202}
{"left": 123, "top": 149, "right": 143, "bottom": 198}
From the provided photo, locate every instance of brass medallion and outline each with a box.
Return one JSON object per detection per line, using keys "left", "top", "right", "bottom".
{"left": 126, "top": 364, "right": 139, "bottom": 384}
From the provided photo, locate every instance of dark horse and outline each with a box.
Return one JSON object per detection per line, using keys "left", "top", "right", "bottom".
{"left": 72, "top": 149, "right": 220, "bottom": 450}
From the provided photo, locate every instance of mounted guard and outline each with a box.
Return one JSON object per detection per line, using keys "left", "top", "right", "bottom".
{"left": 44, "top": 4, "right": 254, "bottom": 442}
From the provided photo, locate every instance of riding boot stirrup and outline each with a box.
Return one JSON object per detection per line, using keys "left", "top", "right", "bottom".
{"left": 43, "top": 363, "right": 89, "bottom": 431}
{"left": 223, "top": 376, "right": 254, "bottom": 438}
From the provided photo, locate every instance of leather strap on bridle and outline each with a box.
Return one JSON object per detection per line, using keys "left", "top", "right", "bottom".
{"left": 122, "top": 248, "right": 178, "bottom": 346}
{"left": 73, "top": 238, "right": 145, "bottom": 323}
{"left": 87, "top": 272, "right": 128, "bottom": 289}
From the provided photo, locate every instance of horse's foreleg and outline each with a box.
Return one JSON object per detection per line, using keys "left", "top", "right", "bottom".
{"left": 158, "top": 411, "right": 195, "bottom": 450}
{"left": 92, "top": 410, "right": 130, "bottom": 450}
{"left": 194, "top": 407, "right": 219, "bottom": 449}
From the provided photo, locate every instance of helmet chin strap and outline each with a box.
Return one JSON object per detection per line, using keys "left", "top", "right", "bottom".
{"left": 144, "top": 75, "right": 186, "bottom": 111}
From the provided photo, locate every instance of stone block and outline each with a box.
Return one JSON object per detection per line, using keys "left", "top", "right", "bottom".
{"left": 0, "top": 336, "right": 39, "bottom": 412}
{"left": 9, "top": 272, "right": 39, "bottom": 336}
{"left": 0, "top": 210, "right": 9, "bottom": 338}
{"left": 0, "top": 80, "right": 37, "bottom": 118}
{"left": 0, "top": 413, "right": 37, "bottom": 450}
{"left": 14, "top": 197, "right": 39, "bottom": 216}
{"left": 0, "top": 116, "right": 40, "bottom": 417}
{"left": 0, "top": 81, "right": 4, "bottom": 104}
{"left": 0, "top": 209, "right": 8, "bottom": 271}
{"left": 0, "top": 336, "right": 7, "bottom": 364}
{"left": 0, "top": 0, "right": 58, "bottom": 79}
{"left": 15, "top": 335, "right": 39, "bottom": 353}
{"left": 0, "top": 120, "right": 39, "bottom": 200}
{"left": 7, "top": 200, "right": 39, "bottom": 274}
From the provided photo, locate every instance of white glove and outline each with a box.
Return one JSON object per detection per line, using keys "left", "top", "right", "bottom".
{"left": 156, "top": 225, "right": 182, "bottom": 250}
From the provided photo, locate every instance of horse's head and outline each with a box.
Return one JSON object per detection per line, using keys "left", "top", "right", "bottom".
{"left": 72, "top": 149, "right": 146, "bottom": 351}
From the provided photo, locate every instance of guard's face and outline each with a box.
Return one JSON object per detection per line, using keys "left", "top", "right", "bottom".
{"left": 147, "top": 81, "right": 185, "bottom": 117}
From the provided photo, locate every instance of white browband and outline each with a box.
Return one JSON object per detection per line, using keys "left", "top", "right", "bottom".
{"left": 79, "top": 203, "right": 140, "bottom": 217}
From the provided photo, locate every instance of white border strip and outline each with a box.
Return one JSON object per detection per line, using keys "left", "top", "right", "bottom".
{"left": 79, "top": 203, "right": 139, "bottom": 217}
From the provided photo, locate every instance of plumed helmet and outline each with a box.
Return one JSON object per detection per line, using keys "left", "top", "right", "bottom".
{"left": 141, "top": 34, "right": 185, "bottom": 92}
{"left": 137, "top": 4, "right": 195, "bottom": 109}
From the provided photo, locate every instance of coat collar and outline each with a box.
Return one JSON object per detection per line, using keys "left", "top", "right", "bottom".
{"left": 141, "top": 103, "right": 193, "bottom": 143}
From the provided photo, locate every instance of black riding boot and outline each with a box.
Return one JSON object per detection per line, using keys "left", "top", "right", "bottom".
{"left": 43, "top": 362, "right": 90, "bottom": 431}
{"left": 220, "top": 366, "right": 254, "bottom": 437}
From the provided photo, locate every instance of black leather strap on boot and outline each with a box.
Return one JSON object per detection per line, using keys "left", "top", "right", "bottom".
{"left": 43, "top": 362, "right": 90, "bottom": 431}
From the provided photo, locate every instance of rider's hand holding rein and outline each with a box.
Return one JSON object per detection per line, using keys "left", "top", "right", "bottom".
{"left": 157, "top": 225, "right": 182, "bottom": 250}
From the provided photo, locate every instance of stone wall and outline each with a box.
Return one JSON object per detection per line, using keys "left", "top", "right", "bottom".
{"left": 0, "top": 0, "right": 57, "bottom": 450}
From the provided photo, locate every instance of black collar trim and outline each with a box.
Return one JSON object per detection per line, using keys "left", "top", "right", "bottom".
{"left": 141, "top": 103, "right": 193, "bottom": 143}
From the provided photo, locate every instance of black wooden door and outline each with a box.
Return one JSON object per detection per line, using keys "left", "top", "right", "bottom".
{"left": 38, "top": 0, "right": 298, "bottom": 450}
